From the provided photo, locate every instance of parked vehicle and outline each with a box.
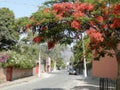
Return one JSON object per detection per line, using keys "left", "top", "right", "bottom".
{"left": 68, "top": 68, "right": 77, "bottom": 75}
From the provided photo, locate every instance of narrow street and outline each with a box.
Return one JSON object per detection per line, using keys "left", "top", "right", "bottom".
{"left": 1, "top": 70, "right": 99, "bottom": 90}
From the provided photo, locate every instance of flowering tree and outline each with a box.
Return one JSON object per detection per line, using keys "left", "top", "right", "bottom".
{"left": 21, "top": 0, "right": 120, "bottom": 89}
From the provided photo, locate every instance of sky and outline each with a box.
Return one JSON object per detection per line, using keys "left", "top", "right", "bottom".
{"left": 0, "top": 0, "right": 46, "bottom": 18}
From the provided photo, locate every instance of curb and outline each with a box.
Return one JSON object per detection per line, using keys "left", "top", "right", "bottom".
{"left": 0, "top": 73, "right": 52, "bottom": 89}
{"left": 0, "top": 76, "right": 37, "bottom": 88}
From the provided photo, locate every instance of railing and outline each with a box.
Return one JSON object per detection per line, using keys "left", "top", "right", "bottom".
{"left": 99, "top": 78, "right": 116, "bottom": 90}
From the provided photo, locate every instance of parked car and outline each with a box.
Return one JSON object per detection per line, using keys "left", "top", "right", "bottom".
{"left": 68, "top": 68, "right": 77, "bottom": 75}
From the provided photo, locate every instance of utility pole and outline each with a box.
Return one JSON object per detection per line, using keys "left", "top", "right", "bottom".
{"left": 38, "top": 43, "right": 47, "bottom": 77}
{"left": 82, "top": 33, "right": 87, "bottom": 78}
{"left": 38, "top": 49, "right": 41, "bottom": 77}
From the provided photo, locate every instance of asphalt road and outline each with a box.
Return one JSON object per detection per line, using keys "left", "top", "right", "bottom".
{"left": 1, "top": 70, "right": 99, "bottom": 90}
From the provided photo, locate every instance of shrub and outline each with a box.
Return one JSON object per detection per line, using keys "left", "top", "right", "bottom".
{"left": 1, "top": 50, "right": 36, "bottom": 69}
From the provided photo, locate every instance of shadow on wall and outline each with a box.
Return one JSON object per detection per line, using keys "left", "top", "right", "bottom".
{"left": 34, "top": 88, "right": 64, "bottom": 90}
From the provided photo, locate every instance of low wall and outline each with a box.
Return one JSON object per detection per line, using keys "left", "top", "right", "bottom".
{"left": 12, "top": 67, "right": 33, "bottom": 80}
{"left": 0, "top": 67, "right": 33, "bottom": 81}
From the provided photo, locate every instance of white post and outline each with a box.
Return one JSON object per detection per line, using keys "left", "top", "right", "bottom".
{"left": 53, "top": 61, "right": 57, "bottom": 71}
{"left": 48, "top": 57, "right": 51, "bottom": 72}
{"left": 38, "top": 50, "right": 41, "bottom": 77}
{"left": 82, "top": 33, "right": 87, "bottom": 78}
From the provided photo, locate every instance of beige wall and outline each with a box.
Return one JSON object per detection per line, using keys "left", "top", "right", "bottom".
{"left": 0, "top": 68, "right": 6, "bottom": 82}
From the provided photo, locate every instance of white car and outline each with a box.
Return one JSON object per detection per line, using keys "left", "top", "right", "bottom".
{"left": 68, "top": 68, "right": 77, "bottom": 75}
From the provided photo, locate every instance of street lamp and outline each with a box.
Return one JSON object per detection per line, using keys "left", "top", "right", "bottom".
{"left": 82, "top": 33, "right": 87, "bottom": 78}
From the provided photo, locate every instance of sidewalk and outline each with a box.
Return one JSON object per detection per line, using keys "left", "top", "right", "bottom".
{"left": 71, "top": 76, "right": 100, "bottom": 90}
{"left": 0, "top": 72, "right": 52, "bottom": 89}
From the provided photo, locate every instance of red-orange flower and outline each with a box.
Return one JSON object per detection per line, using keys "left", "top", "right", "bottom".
{"left": 103, "top": 8, "right": 109, "bottom": 16}
{"left": 113, "top": 4, "right": 120, "bottom": 15}
{"left": 110, "top": 18, "right": 120, "bottom": 29}
{"left": 95, "top": 16, "right": 104, "bottom": 24}
{"left": 78, "top": 3, "right": 94, "bottom": 11}
{"left": 26, "top": 24, "right": 32, "bottom": 29}
{"left": 63, "top": 2, "right": 73, "bottom": 12}
{"left": 56, "top": 13, "right": 63, "bottom": 20}
{"left": 73, "top": 11, "right": 84, "bottom": 19}
{"left": 83, "top": 3, "right": 94, "bottom": 11}
{"left": 101, "top": 24, "right": 108, "bottom": 29}
{"left": 33, "top": 36, "right": 42, "bottom": 43}
{"left": 53, "top": 3, "right": 73, "bottom": 17}
{"left": 89, "top": 21, "right": 96, "bottom": 27}
{"left": 40, "top": 26, "right": 48, "bottom": 30}
{"left": 71, "top": 20, "right": 81, "bottom": 30}
{"left": 87, "top": 4, "right": 94, "bottom": 11}
{"left": 48, "top": 41, "right": 55, "bottom": 49}
{"left": 87, "top": 28, "right": 104, "bottom": 43}
{"left": 43, "top": 8, "right": 50, "bottom": 13}
{"left": 53, "top": 3, "right": 64, "bottom": 13}
{"left": 63, "top": 2, "right": 73, "bottom": 9}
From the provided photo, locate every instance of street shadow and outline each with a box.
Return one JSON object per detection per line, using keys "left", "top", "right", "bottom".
{"left": 33, "top": 88, "right": 65, "bottom": 90}
{"left": 71, "top": 86, "right": 99, "bottom": 90}
{"left": 77, "top": 77, "right": 99, "bottom": 85}
{"left": 71, "top": 76, "right": 99, "bottom": 90}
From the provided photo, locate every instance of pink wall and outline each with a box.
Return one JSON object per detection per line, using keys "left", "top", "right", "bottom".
{"left": 92, "top": 50, "right": 118, "bottom": 80}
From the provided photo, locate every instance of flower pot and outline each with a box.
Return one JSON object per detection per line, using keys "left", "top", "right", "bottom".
{"left": 6, "top": 66, "right": 13, "bottom": 81}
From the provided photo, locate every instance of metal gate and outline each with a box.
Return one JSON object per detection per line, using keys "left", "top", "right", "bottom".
{"left": 99, "top": 78, "right": 116, "bottom": 90}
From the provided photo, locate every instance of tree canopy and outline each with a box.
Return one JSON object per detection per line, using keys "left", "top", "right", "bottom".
{"left": 13, "top": 1, "right": 120, "bottom": 89}
{"left": 0, "top": 8, "right": 18, "bottom": 50}
{"left": 28, "top": 1, "right": 120, "bottom": 52}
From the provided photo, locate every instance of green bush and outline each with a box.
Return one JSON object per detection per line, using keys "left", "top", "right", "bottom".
{"left": 0, "top": 63, "right": 2, "bottom": 67}
{"left": 1, "top": 50, "right": 36, "bottom": 69}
